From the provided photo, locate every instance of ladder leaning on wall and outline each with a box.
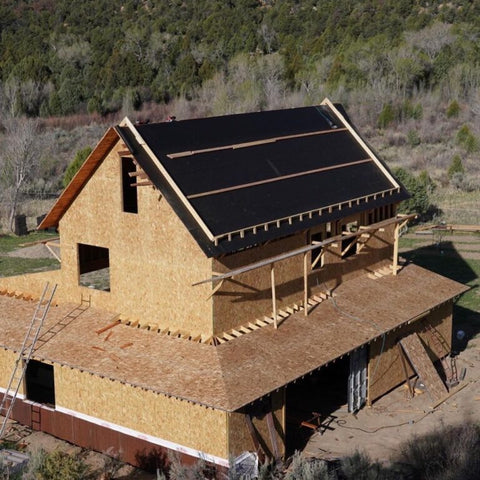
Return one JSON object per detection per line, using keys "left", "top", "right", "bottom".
{"left": 0, "top": 282, "right": 57, "bottom": 440}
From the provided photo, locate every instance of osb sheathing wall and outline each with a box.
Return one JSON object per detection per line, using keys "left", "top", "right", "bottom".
{"left": 213, "top": 235, "right": 305, "bottom": 334}
{"left": 55, "top": 366, "right": 228, "bottom": 459}
{"left": 0, "top": 348, "right": 23, "bottom": 395}
{"left": 0, "top": 270, "right": 63, "bottom": 300}
{"left": 368, "top": 301, "right": 453, "bottom": 404}
{"left": 228, "top": 389, "right": 285, "bottom": 459}
{"left": 212, "top": 214, "right": 395, "bottom": 335}
{"left": 57, "top": 143, "right": 213, "bottom": 337}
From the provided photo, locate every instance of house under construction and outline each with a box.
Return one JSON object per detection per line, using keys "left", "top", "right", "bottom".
{"left": 0, "top": 99, "right": 467, "bottom": 468}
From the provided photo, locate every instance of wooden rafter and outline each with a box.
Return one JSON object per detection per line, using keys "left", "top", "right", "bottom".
{"left": 341, "top": 236, "right": 358, "bottom": 257}
{"left": 311, "top": 249, "right": 324, "bottom": 269}
{"left": 271, "top": 263, "right": 277, "bottom": 329}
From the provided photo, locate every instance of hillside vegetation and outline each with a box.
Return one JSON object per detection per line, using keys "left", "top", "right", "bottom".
{"left": 1, "top": 0, "right": 480, "bottom": 228}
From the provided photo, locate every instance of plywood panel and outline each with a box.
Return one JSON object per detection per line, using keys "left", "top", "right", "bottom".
{"left": 213, "top": 236, "right": 305, "bottom": 334}
{"left": 0, "top": 349, "right": 24, "bottom": 396}
{"left": 55, "top": 366, "right": 228, "bottom": 459}
{"left": 213, "top": 214, "right": 397, "bottom": 335}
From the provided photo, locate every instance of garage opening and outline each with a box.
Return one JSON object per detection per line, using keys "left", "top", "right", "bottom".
{"left": 25, "top": 360, "right": 55, "bottom": 406}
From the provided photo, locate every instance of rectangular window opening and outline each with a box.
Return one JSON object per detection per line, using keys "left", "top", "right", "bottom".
{"left": 78, "top": 243, "right": 110, "bottom": 291}
{"left": 122, "top": 157, "right": 138, "bottom": 213}
{"left": 25, "top": 360, "right": 55, "bottom": 406}
{"left": 341, "top": 221, "right": 358, "bottom": 259}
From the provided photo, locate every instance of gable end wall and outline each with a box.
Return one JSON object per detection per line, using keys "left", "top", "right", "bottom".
{"left": 57, "top": 141, "right": 214, "bottom": 336}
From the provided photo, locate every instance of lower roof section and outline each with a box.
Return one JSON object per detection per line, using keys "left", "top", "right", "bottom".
{"left": 0, "top": 264, "right": 467, "bottom": 412}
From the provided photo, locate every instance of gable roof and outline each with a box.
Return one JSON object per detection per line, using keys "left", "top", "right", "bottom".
{"left": 40, "top": 99, "right": 408, "bottom": 256}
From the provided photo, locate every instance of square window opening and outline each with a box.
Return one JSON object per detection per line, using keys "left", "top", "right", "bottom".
{"left": 78, "top": 243, "right": 110, "bottom": 291}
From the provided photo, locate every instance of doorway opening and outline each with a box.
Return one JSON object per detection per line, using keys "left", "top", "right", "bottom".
{"left": 25, "top": 360, "right": 55, "bottom": 406}
{"left": 285, "top": 357, "right": 349, "bottom": 455}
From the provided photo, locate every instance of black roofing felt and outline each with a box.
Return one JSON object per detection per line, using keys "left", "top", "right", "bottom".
{"left": 190, "top": 161, "right": 394, "bottom": 234}
{"left": 165, "top": 130, "right": 366, "bottom": 197}
{"left": 121, "top": 105, "right": 409, "bottom": 257}
{"left": 135, "top": 106, "right": 342, "bottom": 155}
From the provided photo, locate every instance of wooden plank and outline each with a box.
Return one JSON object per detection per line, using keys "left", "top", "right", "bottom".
{"left": 131, "top": 180, "right": 153, "bottom": 187}
{"left": 95, "top": 320, "right": 120, "bottom": 335}
{"left": 244, "top": 414, "right": 263, "bottom": 456}
{"left": 397, "top": 344, "right": 414, "bottom": 398}
{"left": 168, "top": 127, "right": 347, "bottom": 159}
{"left": 303, "top": 251, "right": 308, "bottom": 316}
{"left": 266, "top": 411, "right": 280, "bottom": 460}
{"left": 400, "top": 333, "right": 448, "bottom": 402}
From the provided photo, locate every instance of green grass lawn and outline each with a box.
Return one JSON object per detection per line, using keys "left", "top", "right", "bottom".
{"left": 0, "top": 231, "right": 58, "bottom": 254}
{"left": 0, "top": 232, "right": 60, "bottom": 277}
{"left": 0, "top": 256, "right": 60, "bottom": 277}
{"left": 400, "top": 234, "right": 480, "bottom": 335}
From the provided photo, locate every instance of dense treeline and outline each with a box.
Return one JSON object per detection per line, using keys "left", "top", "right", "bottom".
{"left": 2, "top": 0, "right": 480, "bottom": 116}
{"left": 1, "top": 0, "right": 480, "bottom": 230}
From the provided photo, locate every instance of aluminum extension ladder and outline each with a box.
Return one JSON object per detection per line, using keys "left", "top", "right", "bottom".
{"left": 0, "top": 282, "right": 57, "bottom": 440}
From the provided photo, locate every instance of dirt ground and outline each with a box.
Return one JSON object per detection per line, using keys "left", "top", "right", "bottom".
{"left": 302, "top": 338, "right": 480, "bottom": 463}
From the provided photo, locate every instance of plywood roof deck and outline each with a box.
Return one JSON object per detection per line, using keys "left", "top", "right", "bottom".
{"left": 0, "top": 264, "right": 467, "bottom": 412}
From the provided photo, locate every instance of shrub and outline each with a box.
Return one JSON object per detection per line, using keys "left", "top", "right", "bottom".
{"left": 446, "top": 99, "right": 460, "bottom": 118}
{"left": 285, "top": 452, "right": 332, "bottom": 480}
{"left": 339, "top": 450, "right": 386, "bottom": 479}
{"left": 407, "top": 129, "right": 421, "bottom": 146}
{"left": 447, "top": 154, "right": 465, "bottom": 179}
{"left": 395, "top": 423, "right": 480, "bottom": 480}
{"left": 377, "top": 104, "right": 395, "bottom": 129}
{"left": 62, "top": 146, "right": 92, "bottom": 187}
{"left": 456, "top": 124, "right": 479, "bottom": 153}
{"left": 393, "top": 167, "right": 434, "bottom": 219}
{"left": 23, "top": 449, "right": 89, "bottom": 480}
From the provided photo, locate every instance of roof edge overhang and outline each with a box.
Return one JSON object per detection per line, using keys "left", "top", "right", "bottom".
{"left": 38, "top": 127, "right": 120, "bottom": 230}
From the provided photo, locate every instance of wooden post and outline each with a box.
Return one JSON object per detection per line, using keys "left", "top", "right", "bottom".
{"left": 398, "top": 344, "right": 414, "bottom": 398}
{"left": 393, "top": 222, "right": 399, "bottom": 275}
{"left": 303, "top": 252, "right": 308, "bottom": 316}
{"left": 271, "top": 263, "right": 277, "bottom": 329}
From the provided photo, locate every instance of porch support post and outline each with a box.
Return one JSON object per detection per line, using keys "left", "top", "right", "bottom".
{"left": 393, "top": 222, "right": 400, "bottom": 275}
{"left": 303, "top": 252, "right": 308, "bottom": 316}
{"left": 271, "top": 263, "right": 277, "bottom": 329}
